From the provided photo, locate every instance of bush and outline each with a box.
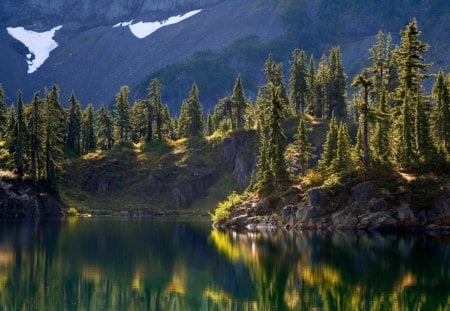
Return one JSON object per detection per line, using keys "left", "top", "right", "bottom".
{"left": 301, "top": 170, "right": 324, "bottom": 189}
{"left": 211, "top": 191, "right": 243, "bottom": 222}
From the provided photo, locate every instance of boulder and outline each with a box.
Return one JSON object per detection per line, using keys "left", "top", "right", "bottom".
{"left": 368, "top": 198, "right": 390, "bottom": 212}
{"left": 396, "top": 204, "right": 417, "bottom": 226}
{"left": 307, "top": 187, "right": 330, "bottom": 208}
{"left": 358, "top": 212, "right": 398, "bottom": 229}
{"left": 349, "top": 181, "right": 376, "bottom": 207}
{"left": 332, "top": 208, "right": 359, "bottom": 229}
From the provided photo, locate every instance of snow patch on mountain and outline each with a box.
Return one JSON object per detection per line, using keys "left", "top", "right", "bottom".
{"left": 6, "top": 25, "right": 63, "bottom": 74}
{"left": 114, "top": 9, "right": 201, "bottom": 39}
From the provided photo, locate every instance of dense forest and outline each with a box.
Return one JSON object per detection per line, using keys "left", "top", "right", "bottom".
{"left": 0, "top": 19, "right": 449, "bottom": 203}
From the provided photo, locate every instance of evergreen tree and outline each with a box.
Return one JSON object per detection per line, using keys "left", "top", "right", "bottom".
{"left": 231, "top": 75, "right": 246, "bottom": 129}
{"left": 394, "top": 92, "right": 415, "bottom": 166}
{"left": 372, "top": 92, "right": 391, "bottom": 163}
{"left": 13, "top": 91, "right": 26, "bottom": 176}
{"left": 413, "top": 86, "right": 437, "bottom": 163}
{"left": 316, "top": 54, "right": 330, "bottom": 118}
{"left": 305, "top": 55, "right": 317, "bottom": 115}
{"left": 289, "top": 49, "right": 308, "bottom": 114}
{"left": 385, "top": 33, "right": 400, "bottom": 95}
{"left": 0, "top": 84, "right": 7, "bottom": 139}
{"left": 328, "top": 47, "right": 347, "bottom": 118}
{"left": 96, "top": 105, "right": 114, "bottom": 150}
{"left": 178, "top": 84, "right": 204, "bottom": 138}
{"left": 206, "top": 113, "right": 215, "bottom": 136}
{"left": 431, "top": 70, "right": 450, "bottom": 153}
{"left": 293, "top": 116, "right": 315, "bottom": 174}
{"left": 318, "top": 115, "right": 338, "bottom": 169}
{"left": 148, "top": 79, "right": 163, "bottom": 141}
{"left": 44, "top": 85, "right": 66, "bottom": 191}
{"left": 65, "top": 92, "right": 82, "bottom": 154}
{"left": 369, "top": 31, "right": 385, "bottom": 99}
{"left": 81, "top": 104, "right": 96, "bottom": 153}
{"left": 331, "top": 122, "right": 353, "bottom": 173}
{"left": 351, "top": 70, "right": 373, "bottom": 168}
{"left": 263, "top": 54, "right": 289, "bottom": 113}
{"left": 130, "top": 100, "right": 147, "bottom": 143}
{"left": 114, "top": 86, "right": 131, "bottom": 141}
{"left": 28, "top": 92, "right": 43, "bottom": 180}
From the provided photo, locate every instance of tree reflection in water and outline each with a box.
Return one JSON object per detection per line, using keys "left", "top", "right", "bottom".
{"left": 0, "top": 220, "right": 448, "bottom": 310}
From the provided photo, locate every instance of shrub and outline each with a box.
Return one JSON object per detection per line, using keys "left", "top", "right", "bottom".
{"left": 301, "top": 170, "right": 324, "bottom": 189}
{"left": 211, "top": 191, "right": 243, "bottom": 222}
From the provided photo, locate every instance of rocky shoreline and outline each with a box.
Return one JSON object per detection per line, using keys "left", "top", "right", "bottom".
{"left": 0, "top": 178, "right": 66, "bottom": 219}
{"left": 213, "top": 174, "right": 450, "bottom": 234}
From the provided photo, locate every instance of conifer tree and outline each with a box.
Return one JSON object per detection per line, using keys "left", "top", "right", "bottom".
{"left": 44, "top": 85, "right": 66, "bottom": 191}
{"left": 28, "top": 92, "right": 43, "bottom": 180}
{"left": 178, "top": 84, "right": 204, "bottom": 138}
{"left": 331, "top": 122, "right": 352, "bottom": 173}
{"left": 206, "top": 113, "right": 215, "bottom": 136}
{"left": 413, "top": 87, "right": 437, "bottom": 163}
{"left": 96, "top": 105, "right": 114, "bottom": 150}
{"left": 316, "top": 54, "right": 330, "bottom": 118}
{"left": 369, "top": 31, "right": 385, "bottom": 99}
{"left": 232, "top": 75, "right": 246, "bottom": 130}
{"left": 305, "top": 55, "right": 317, "bottom": 115}
{"left": 65, "top": 92, "right": 82, "bottom": 154}
{"left": 431, "top": 70, "right": 450, "bottom": 153}
{"left": 289, "top": 49, "right": 308, "bottom": 114}
{"left": 13, "top": 91, "right": 26, "bottom": 176}
{"left": 0, "top": 84, "right": 7, "bottom": 139}
{"left": 385, "top": 33, "right": 400, "bottom": 95}
{"left": 328, "top": 47, "right": 347, "bottom": 118}
{"left": 372, "top": 92, "right": 391, "bottom": 163}
{"left": 351, "top": 70, "right": 373, "bottom": 168}
{"left": 394, "top": 92, "right": 415, "bottom": 166}
{"left": 114, "top": 86, "right": 131, "bottom": 141}
{"left": 81, "top": 104, "right": 96, "bottom": 153}
{"left": 130, "top": 100, "right": 147, "bottom": 143}
{"left": 318, "top": 115, "right": 338, "bottom": 169}
{"left": 148, "top": 79, "right": 163, "bottom": 141}
{"left": 294, "top": 116, "right": 314, "bottom": 174}
{"left": 263, "top": 54, "right": 289, "bottom": 113}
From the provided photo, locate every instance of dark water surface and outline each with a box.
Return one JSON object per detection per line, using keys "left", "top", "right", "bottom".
{"left": 0, "top": 219, "right": 449, "bottom": 310}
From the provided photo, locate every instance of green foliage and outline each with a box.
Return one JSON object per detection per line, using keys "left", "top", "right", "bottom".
{"left": 65, "top": 92, "right": 82, "bottom": 154}
{"left": 211, "top": 191, "right": 243, "bottom": 222}
{"left": 96, "top": 105, "right": 114, "bottom": 150}
{"left": 318, "top": 115, "right": 338, "bottom": 170}
{"left": 330, "top": 122, "right": 353, "bottom": 174}
{"left": 81, "top": 104, "right": 96, "bottom": 153}
{"left": 0, "top": 84, "right": 7, "bottom": 140}
{"left": 114, "top": 86, "right": 131, "bottom": 141}
{"left": 178, "top": 84, "right": 204, "bottom": 138}
{"left": 289, "top": 49, "right": 308, "bottom": 114}
{"left": 431, "top": 70, "right": 450, "bottom": 153}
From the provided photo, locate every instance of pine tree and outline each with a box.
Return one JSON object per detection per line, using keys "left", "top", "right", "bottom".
{"left": 294, "top": 116, "right": 315, "bottom": 175}
{"left": 369, "top": 31, "right": 385, "bottom": 100}
{"left": 13, "top": 91, "right": 26, "bottom": 176}
{"left": 114, "top": 86, "right": 131, "bottom": 141}
{"left": 65, "top": 92, "right": 82, "bottom": 154}
{"left": 351, "top": 70, "right": 373, "bottom": 168}
{"left": 431, "top": 70, "right": 450, "bottom": 153}
{"left": 305, "top": 55, "right": 317, "bottom": 115}
{"left": 385, "top": 33, "right": 400, "bottom": 95}
{"left": 0, "top": 84, "right": 7, "bottom": 139}
{"left": 96, "top": 105, "right": 114, "bottom": 150}
{"left": 331, "top": 122, "right": 353, "bottom": 173}
{"left": 318, "top": 115, "right": 338, "bottom": 170}
{"left": 263, "top": 54, "right": 289, "bottom": 113}
{"left": 44, "top": 85, "right": 66, "bottom": 191}
{"left": 28, "top": 92, "right": 43, "bottom": 180}
{"left": 232, "top": 75, "right": 246, "bottom": 130}
{"left": 328, "top": 47, "right": 347, "bottom": 118}
{"left": 148, "top": 79, "right": 163, "bottom": 141}
{"left": 372, "top": 92, "right": 391, "bottom": 163}
{"left": 316, "top": 54, "right": 330, "bottom": 118}
{"left": 394, "top": 92, "right": 415, "bottom": 166}
{"left": 289, "top": 49, "right": 308, "bottom": 114}
{"left": 130, "top": 100, "right": 147, "bottom": 143}
{"left": 81, "top": 104, "right": 96, "bottom": 153}
{"left": 178, "top": 84, "right": 204, "bottom": 138}
{"left": 206, "top": 113, "right": 215, "bottom": 136}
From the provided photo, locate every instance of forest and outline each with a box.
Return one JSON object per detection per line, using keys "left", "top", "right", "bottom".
{"left": 0, "top": 19, "right": 448, "bottom": 204}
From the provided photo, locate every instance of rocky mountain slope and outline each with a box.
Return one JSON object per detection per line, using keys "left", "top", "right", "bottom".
{"left": 0, "top": 0, "right": 448, "bottom": 113}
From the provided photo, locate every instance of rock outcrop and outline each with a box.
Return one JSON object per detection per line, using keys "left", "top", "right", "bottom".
{"left": 0, "top": 178, "right": 66, "bottom": 219}
{"left": 214, "top": 174, "right": 450, "bottom": 233}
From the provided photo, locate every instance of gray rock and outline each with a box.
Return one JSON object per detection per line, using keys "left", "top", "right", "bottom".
{"left": 368, "top": 198, "right": 390, "bottom": 211}
{"left": 332, "top": 208, "right": 359, "bottom": 229}
{"left": 349, "top": 181, "right": 377, "bottom": 207}
{"left": 307, "top": 187, "right": 330, "bottom": 208}
{"left": 358, "top": 212, "right": 398, "bottom": 229}
{"left": 396, "top": 204, "right": 417, "bottom": 226}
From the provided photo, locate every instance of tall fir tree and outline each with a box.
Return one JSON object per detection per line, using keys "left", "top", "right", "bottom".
{"left": 81, "top": 104, "right": 96, "bottom": 153}
{"left": 96, "top": 105, "right": 114, "bottom": 150}
{"left": 263, "top": 54, "right": 289, "bottom": 113}
{"left": 369, "top": 31, "right": 385, "bottom": 100}
{"left": 44, "top": 85, "right": 66, "bottom": 191}
{"left": 13, "top": 91, "right": 26, "bottom": 176}
{"left": 394, "top": 92, "right": 416, "bottom": 166}
{"left": 114, "top": 86, "right": 131, "bottom": 141}
{"left": 305, "top": 55, "right": 317, "bottom": 115}
{"left": 431, "top": 70, "right": 450, "bottom": 153}
{"left": 331, "top": 122, "right": 353, "bottom": 173}
{"left": 351, "top": 70, "right": 373, "bottom": 168}
{"left": 178, "top": 84, "right": 204, "bottom": 138}
{"left": 328, "top": 47, "right": 347, "bottom": 118}
{"left": 231, "top": 75, "right": 246, "bottom": 130}
{"left": 0, "top": 84, "right": 7, "bottom": 139}
{"left": 148, "top": 79, "right": 163, "bottom": 142}
{"left": 316, "top": 54, "right": 330, "bottom": 118}
{"left": 65, "top": 92, "right": 82, "bottom": 154}
{"left": 28, "top": 92, "right": 43, "bottom": 180}
{"left": 318, "top": 115, "right": 338, "bottom": 170}
{"left": 294, "top": 115, "right": 315, "bottom": 174}
{"left": 385, "top": 33, "right": 400, "bottom": 95}
{"left": 372, "top": 92, "right": 391, "bottom": 163}
{"left": 289, "top": 49, "right": 308, "bottom": 114}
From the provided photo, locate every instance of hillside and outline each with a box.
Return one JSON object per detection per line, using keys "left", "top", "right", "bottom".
{"left": 1, "top": 0, "right": 448, "bottom": 113}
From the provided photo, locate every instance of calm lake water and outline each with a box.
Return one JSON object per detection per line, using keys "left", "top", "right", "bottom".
{"left": 0, "top": 219, "right": 449, "bottom": 311}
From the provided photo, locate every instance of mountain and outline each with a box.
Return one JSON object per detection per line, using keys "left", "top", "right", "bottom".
{"left": 0, "top": 0, "right": 449, "bottom": 113}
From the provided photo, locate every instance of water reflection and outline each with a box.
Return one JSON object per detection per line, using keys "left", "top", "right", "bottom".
{"left": 0, "top": 220, "right": 448, "bottom": 310}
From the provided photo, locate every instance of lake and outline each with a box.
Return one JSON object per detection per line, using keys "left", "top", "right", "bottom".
{"left": 0, "top": 219, "right": 448, "bottom": 310}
